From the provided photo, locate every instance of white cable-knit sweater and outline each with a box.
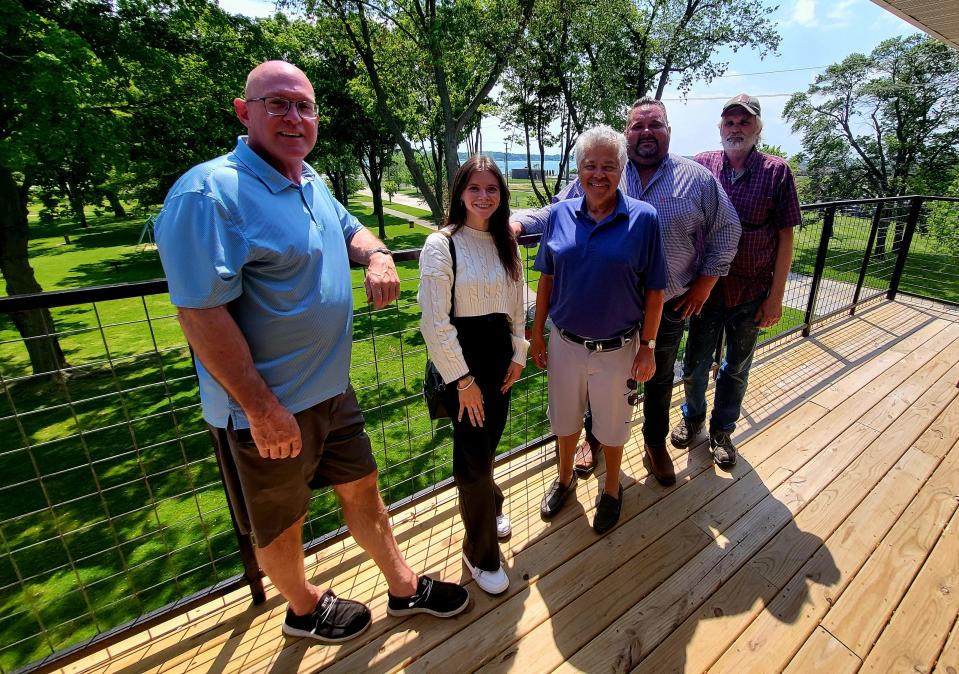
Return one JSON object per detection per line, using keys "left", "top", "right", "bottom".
{"left": 418, "top": 225, "right": 529, "bottom": 384}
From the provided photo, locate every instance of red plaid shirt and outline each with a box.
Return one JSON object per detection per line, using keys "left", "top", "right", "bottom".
{"left": 695, "top": 149, "right": 801, "bottom": 306}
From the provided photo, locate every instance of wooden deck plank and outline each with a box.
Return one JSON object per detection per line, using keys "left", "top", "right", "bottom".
{"left": 710, "top": 432, "right": 959, "bottom": 673}
{"left": 860, "top": 505, "right": 959, "bottom": 673}
{"left": 632, "top": 357, "right": 959, "bottom": 674}
{"left": 306, "top": 308, "right": 919, "bottom": 673}
{"left": 823, "top": 424, "right": 959, "bottom": 655}
{"left": 933, "top": 612, "right": 959, "bottom": 674}
{"left": 556, "top": 341, "right": 959, "bottom": 674}
{"left": 783, "top": 626, "right": 861, "bottom": 674}
{"left": 469, "top": 316, "right": 958, "bottom": 674}
{"left": 257, "top": 437, "right": 714, "bottom": 673}
{"left": 55, "top": 301, "right": 959, "bottom": 674}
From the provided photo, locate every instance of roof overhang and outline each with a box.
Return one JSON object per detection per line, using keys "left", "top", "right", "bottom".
{"left": 869, "top": 1, "right": 959, "bottom": 49}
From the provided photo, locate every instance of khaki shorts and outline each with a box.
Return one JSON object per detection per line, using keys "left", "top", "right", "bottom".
{"left": 547, "top": 331, "right": 639, "bottom": 447}
{"left": 209, "top": 384, "right": 377, "bottom": 548}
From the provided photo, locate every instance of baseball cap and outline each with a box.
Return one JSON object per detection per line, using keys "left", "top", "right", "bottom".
{"left": 722, "top": 94, "right": 761, "bottom": 117}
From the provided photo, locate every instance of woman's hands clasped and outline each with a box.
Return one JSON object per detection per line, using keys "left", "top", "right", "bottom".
{"left": 457, "top": 375, "right": 485, "bottom": 427}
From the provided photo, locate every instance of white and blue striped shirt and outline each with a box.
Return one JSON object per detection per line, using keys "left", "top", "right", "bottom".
{"left": 517, "top": 154, "right": 741, "bottom": 300}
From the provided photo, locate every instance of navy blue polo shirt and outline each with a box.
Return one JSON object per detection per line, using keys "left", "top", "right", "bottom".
{"left": 533, "top": 190, "right": 667, "bottom": 339}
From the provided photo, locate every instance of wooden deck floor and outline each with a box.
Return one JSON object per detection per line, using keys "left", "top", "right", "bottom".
{"left": 62, "top": 298, "right": 959, "bottom": 674}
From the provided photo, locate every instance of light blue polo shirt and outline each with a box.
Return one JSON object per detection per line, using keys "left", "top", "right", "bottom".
{"left": 533, "top": 190, "right": 667, "bottom": 339}
{"left": 155, "top": 136, "right": 362, "bottom": 429}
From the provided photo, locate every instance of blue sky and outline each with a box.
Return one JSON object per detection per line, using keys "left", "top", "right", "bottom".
{"left": 219, "top": 0, "right": 922, "bottom": 158}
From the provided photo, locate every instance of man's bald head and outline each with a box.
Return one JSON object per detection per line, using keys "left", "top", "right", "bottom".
{"left": 245, "top": 60, "right": 314, "bottom": 99}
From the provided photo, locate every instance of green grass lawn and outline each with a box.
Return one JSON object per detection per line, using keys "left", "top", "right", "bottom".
{"left": 381, "top": 201, "right": 433, "bottom": 220}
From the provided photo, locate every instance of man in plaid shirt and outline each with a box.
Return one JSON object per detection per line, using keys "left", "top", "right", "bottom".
{"left": 513, "top": 97, "right": 740, "bottom": 486}
{"left": 671, "top": 94, "right": 801, "bottom": 468}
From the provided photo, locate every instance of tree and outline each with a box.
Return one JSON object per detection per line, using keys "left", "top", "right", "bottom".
{"left": 0, "top": 0, "right": 97, "bottom": 375}
{"left": 785, "top": 35, "right": 959, "bottom": 256}
{"left": 759, "top": 143, "right": 786, "bottom": 159}
{"left": 499, "top": 0, "right": 780, "bottom": 206}
{"left": 0, "top": 0, "right": 255, "bottom": 375}
{"left": 623, "top": 0, "right": 780, "bottom": 101}
{"left": 785, "top": 35, "right": 959, "bottom": 201}
{"left": 310, "top": 0, "right": 535, "bottom": 223}
{"left": 500, "top": 0, "right": 634, "bottom": 205}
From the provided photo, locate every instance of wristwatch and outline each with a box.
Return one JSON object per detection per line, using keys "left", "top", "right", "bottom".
{"left": 370, "top": 247, "right": 393, "bottom": 258}
{"left": 640, "top": 339, "right": 656, "bottom": 349}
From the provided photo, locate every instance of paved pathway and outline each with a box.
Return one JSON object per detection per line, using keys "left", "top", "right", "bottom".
{"left": 783, "top": 272, "right": 864, "bottom": 316}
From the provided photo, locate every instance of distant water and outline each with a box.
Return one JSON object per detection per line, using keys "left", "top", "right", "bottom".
{"left": 494, "top": 159, "right": 568, "bottom": 176}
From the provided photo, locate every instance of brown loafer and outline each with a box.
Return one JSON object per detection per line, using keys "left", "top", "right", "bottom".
{"left": 574, "top": 437, "right": 602, "bottom": 477}
{"left": 644, "top": 443, "right": 676, "bottom": 486}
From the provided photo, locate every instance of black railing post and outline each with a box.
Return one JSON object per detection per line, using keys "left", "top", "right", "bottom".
{"left": 887, "top": 196, "right": 923, "bottom": 301}
{"left": 211, "top": 431, "right": 266, "bottom": 604}
{"left": 851, "top": 200, "right": 884, "bottom": 315}
{"left": 803, "top": 206, "right": 835, "bottom": 337}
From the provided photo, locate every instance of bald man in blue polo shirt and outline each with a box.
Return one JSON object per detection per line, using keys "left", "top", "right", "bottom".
{"left": 155, "top": 61, "right": 468, "bottom": 644}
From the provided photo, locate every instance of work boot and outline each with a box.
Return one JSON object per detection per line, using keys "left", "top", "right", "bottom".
{"left": 670, "top": 417, "right": 704, "bottom": 448}
{"left": 644, "top": 443, "right": 676, "bottom": 486}
{"left": 710, "top": 430, "right": 737, "bottom": 469}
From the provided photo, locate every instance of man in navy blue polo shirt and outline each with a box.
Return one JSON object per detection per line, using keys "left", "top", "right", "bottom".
{"left": 530, "top": 125, "right": 667, "bottom": 534}
{"left": 155, "top": 60, "right": 468, "bottom": 644}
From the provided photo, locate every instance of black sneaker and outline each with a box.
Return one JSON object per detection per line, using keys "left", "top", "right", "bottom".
{"left": 592, "top": 483, "right": 624, "bottom": 534}
{"left": 541, "top": 472, "right": 577, "bottom": 519}
{"left": 386, "top": 575, "right": 469, "bottom": 618}
{"left": 671, "top": 417, "right": 704, "bottom": 448}
{"left": 710, "top": 430, "right": 737, "bottom": 469}
{"left": 281, "top": 589, "right": 371, "bottom": 643}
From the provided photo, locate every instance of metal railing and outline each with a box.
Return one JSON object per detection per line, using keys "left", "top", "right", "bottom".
{"left": 0, "top": 195, "right": 956, "bottom": 673}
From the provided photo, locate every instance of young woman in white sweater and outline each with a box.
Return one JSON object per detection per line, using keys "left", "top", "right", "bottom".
{"left": 418, "top": 156, "right": 528, "bottom": 595}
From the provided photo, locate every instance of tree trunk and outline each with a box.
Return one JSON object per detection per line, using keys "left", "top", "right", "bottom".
{"left": 328, "top": 169, "right": 349, "bottom": 206}
{"left": 0, "top": 168, "right": 69, "bottom": 377}
{"left": 361, "top": 149, "right": 387, "bottom": 240}
{"left": 63, "top": 178, "right": 88, "bottom": 228}
{"left": 104, "top": 190, "right": 126, "bottom": 218}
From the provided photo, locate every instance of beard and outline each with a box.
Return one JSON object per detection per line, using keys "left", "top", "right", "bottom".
{"left": 633, "top": 137, "right": 661, "bottom": 159}
{"left": 722, "top": 134, "right": 757, "bottom": 153}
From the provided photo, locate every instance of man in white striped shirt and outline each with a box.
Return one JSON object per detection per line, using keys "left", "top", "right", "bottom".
{"left": 513, "top": 97, "right": 740, "bottom": 485}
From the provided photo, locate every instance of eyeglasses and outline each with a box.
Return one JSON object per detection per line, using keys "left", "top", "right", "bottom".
{"left": 626, "top": 378, "right": 640, "bottom": 406}
{"left": 246, "top": 96, "right": 318, "bottom": 119}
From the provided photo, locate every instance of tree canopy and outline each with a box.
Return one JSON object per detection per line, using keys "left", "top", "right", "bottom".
{"left": 784, "top": 35, "right": 959, "bottom": 200}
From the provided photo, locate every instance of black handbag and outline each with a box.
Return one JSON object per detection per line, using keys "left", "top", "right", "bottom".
{"left": 423, "top": 232, "right": 457, "bottom": 419}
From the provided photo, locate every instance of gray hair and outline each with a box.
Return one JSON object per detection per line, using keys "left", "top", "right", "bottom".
{"left": 575, "top": 125, "right": 628, "bottom": 171}
{"left": 630, "top": 96, "right": 669, "bottom": 125}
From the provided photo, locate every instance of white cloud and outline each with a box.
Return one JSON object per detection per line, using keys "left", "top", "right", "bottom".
{"left": 826, "top": 0, "right": 858, "bottom": 28}
{"left": 790, "top": 0, "right": 818, "bottom": 27}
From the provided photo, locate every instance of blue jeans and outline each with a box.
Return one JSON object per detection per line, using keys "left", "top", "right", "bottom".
{"left": 681, "top": 296, "right": 763, "bottom": 434}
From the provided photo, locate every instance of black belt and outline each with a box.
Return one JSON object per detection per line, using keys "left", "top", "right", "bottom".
{"left": 559, "top": 327, "right": 637, "bottom": 352}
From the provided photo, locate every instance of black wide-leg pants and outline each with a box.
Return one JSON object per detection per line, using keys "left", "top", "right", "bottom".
{"left": 443, "top": 313, "right": 513, "bottom": 572}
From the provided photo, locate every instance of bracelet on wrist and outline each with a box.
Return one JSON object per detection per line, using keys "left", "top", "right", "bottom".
{"left": 369, "top": 247, "right": 393, "bottom": 259}
{"left": 456, "top": 375, "right": 475, "bottom": 391}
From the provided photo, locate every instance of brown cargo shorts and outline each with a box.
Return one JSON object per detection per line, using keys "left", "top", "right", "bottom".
{"left": 209, "top": 384, "right": 377, "bottom": 548}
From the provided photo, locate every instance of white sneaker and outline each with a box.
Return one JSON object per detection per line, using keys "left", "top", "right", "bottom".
{"left": 463, "top": 554, "right": 509, "bottom": 595}
{"left": 496, "top": 513, "right": 512, "bottom": 538}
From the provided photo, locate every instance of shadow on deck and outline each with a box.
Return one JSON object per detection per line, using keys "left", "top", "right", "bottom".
{"left": 61, "top": 298, "right": 959, "bottom": 674}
